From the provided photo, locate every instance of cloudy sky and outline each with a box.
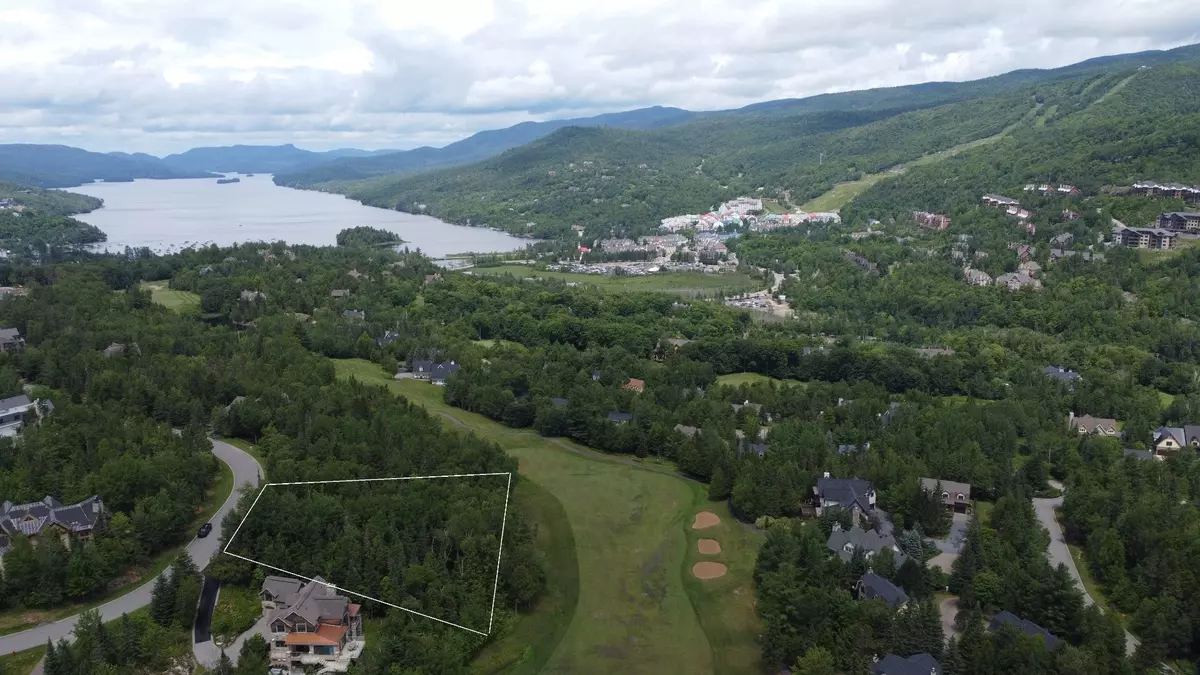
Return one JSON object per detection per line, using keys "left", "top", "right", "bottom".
{"left": 2, "top": 0, "right": 1199, "bottom": 155}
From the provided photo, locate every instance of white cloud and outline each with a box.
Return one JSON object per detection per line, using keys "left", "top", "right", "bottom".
{"left": 0, "top": 0, "right": 1197, "bottom": 153}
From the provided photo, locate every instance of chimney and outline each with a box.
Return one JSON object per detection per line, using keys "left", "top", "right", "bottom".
{"left": 325, "top": 583, "right": 338, "bottom": 597}
{"left": 823, "top": 471, "right": 830, "bottom": 479}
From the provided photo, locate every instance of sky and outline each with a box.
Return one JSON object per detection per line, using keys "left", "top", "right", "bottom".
{"left": 2, "top": 0, "right": 1199, "bottom": 155}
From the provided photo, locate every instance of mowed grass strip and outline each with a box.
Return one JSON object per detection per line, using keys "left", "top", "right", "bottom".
{"left": 471, "top": 478, "right": 579, "bottom": 675}
{"left": 138, "top": 281, "right": 201, "bottom": 314}
{"left": 334, "top": 359, "right": 725, "bottom": 675}
{"left": 715, "top": 372, "right": 806, "bottom": 388}
{"left": 681, "top": 488, "right": 764, "bottom": 675}
{"left": 474, "top": 265, "right": 761, "bottom": 297}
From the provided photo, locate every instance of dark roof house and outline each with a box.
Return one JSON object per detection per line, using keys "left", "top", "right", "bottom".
{"left": 550, "top": 397, "right": 569, "bottom": 409}
{"left": 857, "top": 572, "right": 909, "bottom": 608}
{"left": 826, "top": 524, "right": 902, "bottom": 563}
{"left": 988, "top": 611, "right": 1062, "bottom": 651}
{"left": 815, "top": 476, "right": 876, "bottom": 513}
{"left": 607, "top": 411, "right": 633, "bottom": 423}
{"left": 1043, "top": 366, "right": 1081, "bottom": 385}
{"left": 0, "top": 495, "right": 106, "bottom": 557}
{"left": 871, "top": 653, "right": 941, "bottom": 675}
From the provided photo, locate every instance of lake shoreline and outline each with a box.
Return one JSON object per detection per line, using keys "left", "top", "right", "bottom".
{"left": 66, "top": 174, "right": 533, "bottom": 258}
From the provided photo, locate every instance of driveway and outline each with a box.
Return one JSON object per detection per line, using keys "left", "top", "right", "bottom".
{"left": 0, "top": 438, "right": 262, "bottom": 655}
{"left": 1033, "top": 479, "right": 1139, "bottom": 656}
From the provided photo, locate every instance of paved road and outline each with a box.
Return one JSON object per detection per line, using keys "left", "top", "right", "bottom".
{"left": 0, "top": 438, "right": 262, "bottom": 656}
{"left": 1033, "top": 480, "right": 1139, "bottom": 656}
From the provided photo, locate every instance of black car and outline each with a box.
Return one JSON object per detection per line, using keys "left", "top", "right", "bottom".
{"left": 197, "top": 523, "right": 213, "bottom": 538}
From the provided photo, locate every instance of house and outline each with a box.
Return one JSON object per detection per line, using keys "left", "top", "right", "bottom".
{"left": 826, "top": 523, "right": 901, "bottom": 563}
{"left": 0, "top": 495, "right": 106, "bottom": 562}
{"left": 1050, "top": 232, "right": 1075, "bottom": 248}
{"left": 988, "top": 611, "right": 1061, "bottom": 651}
{"left": 872, "top": 654, "right": 941, "bottom": 675}
{"left": 330, "top": 289, "right": 350, "bottom": 299}
{"left": 1050, "top": 248, "right": 1104, "bottom": 262}
{"left": 591, "top": 371, "right": 601, "bottom": 382}
{"left": 995, "top": 272, "right": 1042, "bottom": 291}
{"left": 982, "top": 194, "right": 1020, "bottom": 208}
{"left": 0, "top": 394, "right": 32, "bottom": 437}
{"left": 0, "top": 328, "right": 24, "bottom": 352}
{"left": 550, "top": 397, "right": 569, "bottom": 409}
{"left": 1014, "top": 244, "right": 1035, "bottom": 261}
{"left": 103, "top": 343, "right": 126, "bottom": 358}
{"left": 731, "top": 400, "right": 763, "bottom": 417}
{"left": 660, "top": 337, "right": 692, "bottom": 353}
{"left": 1067, "top": 413, "right": 1119, "bottom": 436}
{"left": 1112, "top": 225, "right": 1177, "bottom": 250}
{"left": 1062, "top": 209, "right": 1081, "bottom": 221}
{"left": 1157, "top": 211, "right": 1200, "bottom": 232}
{"left": 1123, "top": 447, "right": 1155, "bottom": 461}
{"left": 607, "top": 411, "right": 633, "bottom": 424}
{"left": 1017, "top": 260, "right": 1042, "bottom": 276}
{"left": 674, "top": 424, "right": 699, "bottom": 438}
{"left": 240, "top": 290, "right": 267, "bottom": 302}
{"left": 963, "top": 268, "right": 993, "bottom": 287}
{"left": 424, "top": 274, "right": 442, "bottom": 285}
{"left": 1152, "top": 426, "right": 1200, "bottom": 455}
{"left": 916, "top": 347, "right": 955, "bottom": 358}
{"left": 1044, "top": 366, "right": 1081, "bottom": 386}
{"left": 745, "top": 443, "right": 769, "bottom": 458}
{"left": 342, "top": 310, "right": 365, "bottom": 321}
{"left": 920, "top": 478, "right": 971, "bottom": 513}
{"left": 430, "top": 362, "right": 460, "bottom": 385}
{"left": 814, "top": 475, "right": 876, "bottom": 516}
{"left": 879, "top": 402, "right": 903, "bottom": 426}
{"left": 857, "top": 572, "right": 909, "bottom": 608}
{"left": 346, "top": 269, "right": 364, "bottom": 281}
{"left": 261, "top": 575, "right": 364, "bottom": 673}
{"left": 623, "top": 378, "right": 645, "bottom": 394}
{"left": 912, "top": 211, "right": 951, "bottom": 230}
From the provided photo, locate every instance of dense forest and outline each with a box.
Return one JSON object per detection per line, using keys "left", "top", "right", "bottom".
{"left": 335, "top": 225, "right": 403, "bottom": 248}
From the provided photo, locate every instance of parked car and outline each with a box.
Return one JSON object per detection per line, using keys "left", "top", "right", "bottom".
{"left": 197, "top": 523, "right": 213, "bottom": 538}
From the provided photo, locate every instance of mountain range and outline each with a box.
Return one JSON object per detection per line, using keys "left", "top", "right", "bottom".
{"left": 1, "top": 42, "right": 1197, "bottom": 233}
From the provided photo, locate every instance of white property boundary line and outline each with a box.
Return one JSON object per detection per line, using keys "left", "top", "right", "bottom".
{"left": 223, "top": 472, "right": 513, "bottom": 637}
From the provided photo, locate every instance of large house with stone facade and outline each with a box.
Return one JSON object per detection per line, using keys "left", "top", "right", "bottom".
{"left": 260, "top": 575, "right": 365, "bottom": 674}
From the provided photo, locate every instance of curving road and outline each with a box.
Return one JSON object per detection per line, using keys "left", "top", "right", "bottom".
{"left": 0, "top": 438, "right": 262, "bottom": 656}
{"left": 1033, "top": 479, "right": 1139, "bottom": 656}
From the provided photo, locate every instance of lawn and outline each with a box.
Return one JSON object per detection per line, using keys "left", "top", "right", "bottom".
{"left": 475, "top": 265, "right": 762, "bottom": 297}
{"left": 1159, "top": 390, "right": 1176, "bottom": 409}
{"left": 715, "top": 372, "right": 805, "bottom": 388}
{"left": 210, "top": 585, "right": 262, "bottom": 645}
{"left": 0, "top": 457, "right": 233, "bottom": 637}
{"left": 799, "top": 173, "right": 891, "bottom": 213}
{"left": 139, "top": 281, "right": 201, "bottom": 314}
{"left": 0, "top": 645, "right": 43, "bottom": 675}
{"left": 334, "top": 358, "right": 764, "bottom": 675}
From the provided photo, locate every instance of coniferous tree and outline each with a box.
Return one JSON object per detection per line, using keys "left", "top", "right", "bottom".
{"left": 235, "top": 634, "right": 271, "bottom": 675}
{"left": 43, "top": 639, "right": 60, "bottom": 675}
{"left": 215, "top": 649, "right": 235, "bottom": 675}
{"left": 149, "top": 572, "right": 176, "bottom": 626}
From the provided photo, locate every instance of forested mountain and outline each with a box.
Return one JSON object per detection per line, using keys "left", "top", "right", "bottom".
{"left": 282, "top": 43, "right": 1200, "bottom": 239}
{"left": 0, "top": 145, "right": 212, "bottom": 188}
{"left": 159, "top": 144, "right": 399, "bottom": 175}
{"left": 274, "top": 105, "right": 698, "bottom": 186}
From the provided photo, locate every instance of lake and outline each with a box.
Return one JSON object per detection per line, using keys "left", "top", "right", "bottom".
{"left": 67, "top": 174, "right": 533, "bottom": 258}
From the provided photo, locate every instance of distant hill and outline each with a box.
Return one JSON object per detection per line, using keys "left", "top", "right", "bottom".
{"left": 0, "top": 144, "right": 213, "bottom": 188}
{"left": 324, "top": 42, "right": 1200, "bottom": 239}
{"left": 158, "top": 144, "right": 400, "bottom": 175}
{"left": 274, "top": 106, "right": 698, "bottom": 186}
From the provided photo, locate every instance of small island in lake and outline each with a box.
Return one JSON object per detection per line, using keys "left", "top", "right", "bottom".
{"left": 216, "top": 177, "right": 241, "bottom": 184}
{"left": 245, "top": 173, "right": 255, "bottom": 177}
{"left": 336, "top": 225, "right": 404, "bottom": 247}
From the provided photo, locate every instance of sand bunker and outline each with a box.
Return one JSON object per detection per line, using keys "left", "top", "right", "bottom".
{"left": 692, "top": 562, "right": 728, "bottom": 580}
{"left": 692, "top": 511, "right": 720, "bottom": 529}
{"left": 698, "top": 539, "right": 722, "bottom": 554}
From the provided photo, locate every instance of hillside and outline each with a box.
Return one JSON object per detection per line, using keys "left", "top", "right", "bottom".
{"left": 0, "top": 144, "right": 213, "bottom": 188}
{"left": 293, "top": 43, "right": 1200, "bottom": 239}
{"left": 0, "top": 181, "right": 102, "bottom": 216}
{"left": 159, "top": 144, "right": 399, "bottom": 174}
{"left": 843, "top": 62, "right": 1200, "bottom": 226}
{"left": 273, "top": 106, "right": 698, "bottom": 186}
